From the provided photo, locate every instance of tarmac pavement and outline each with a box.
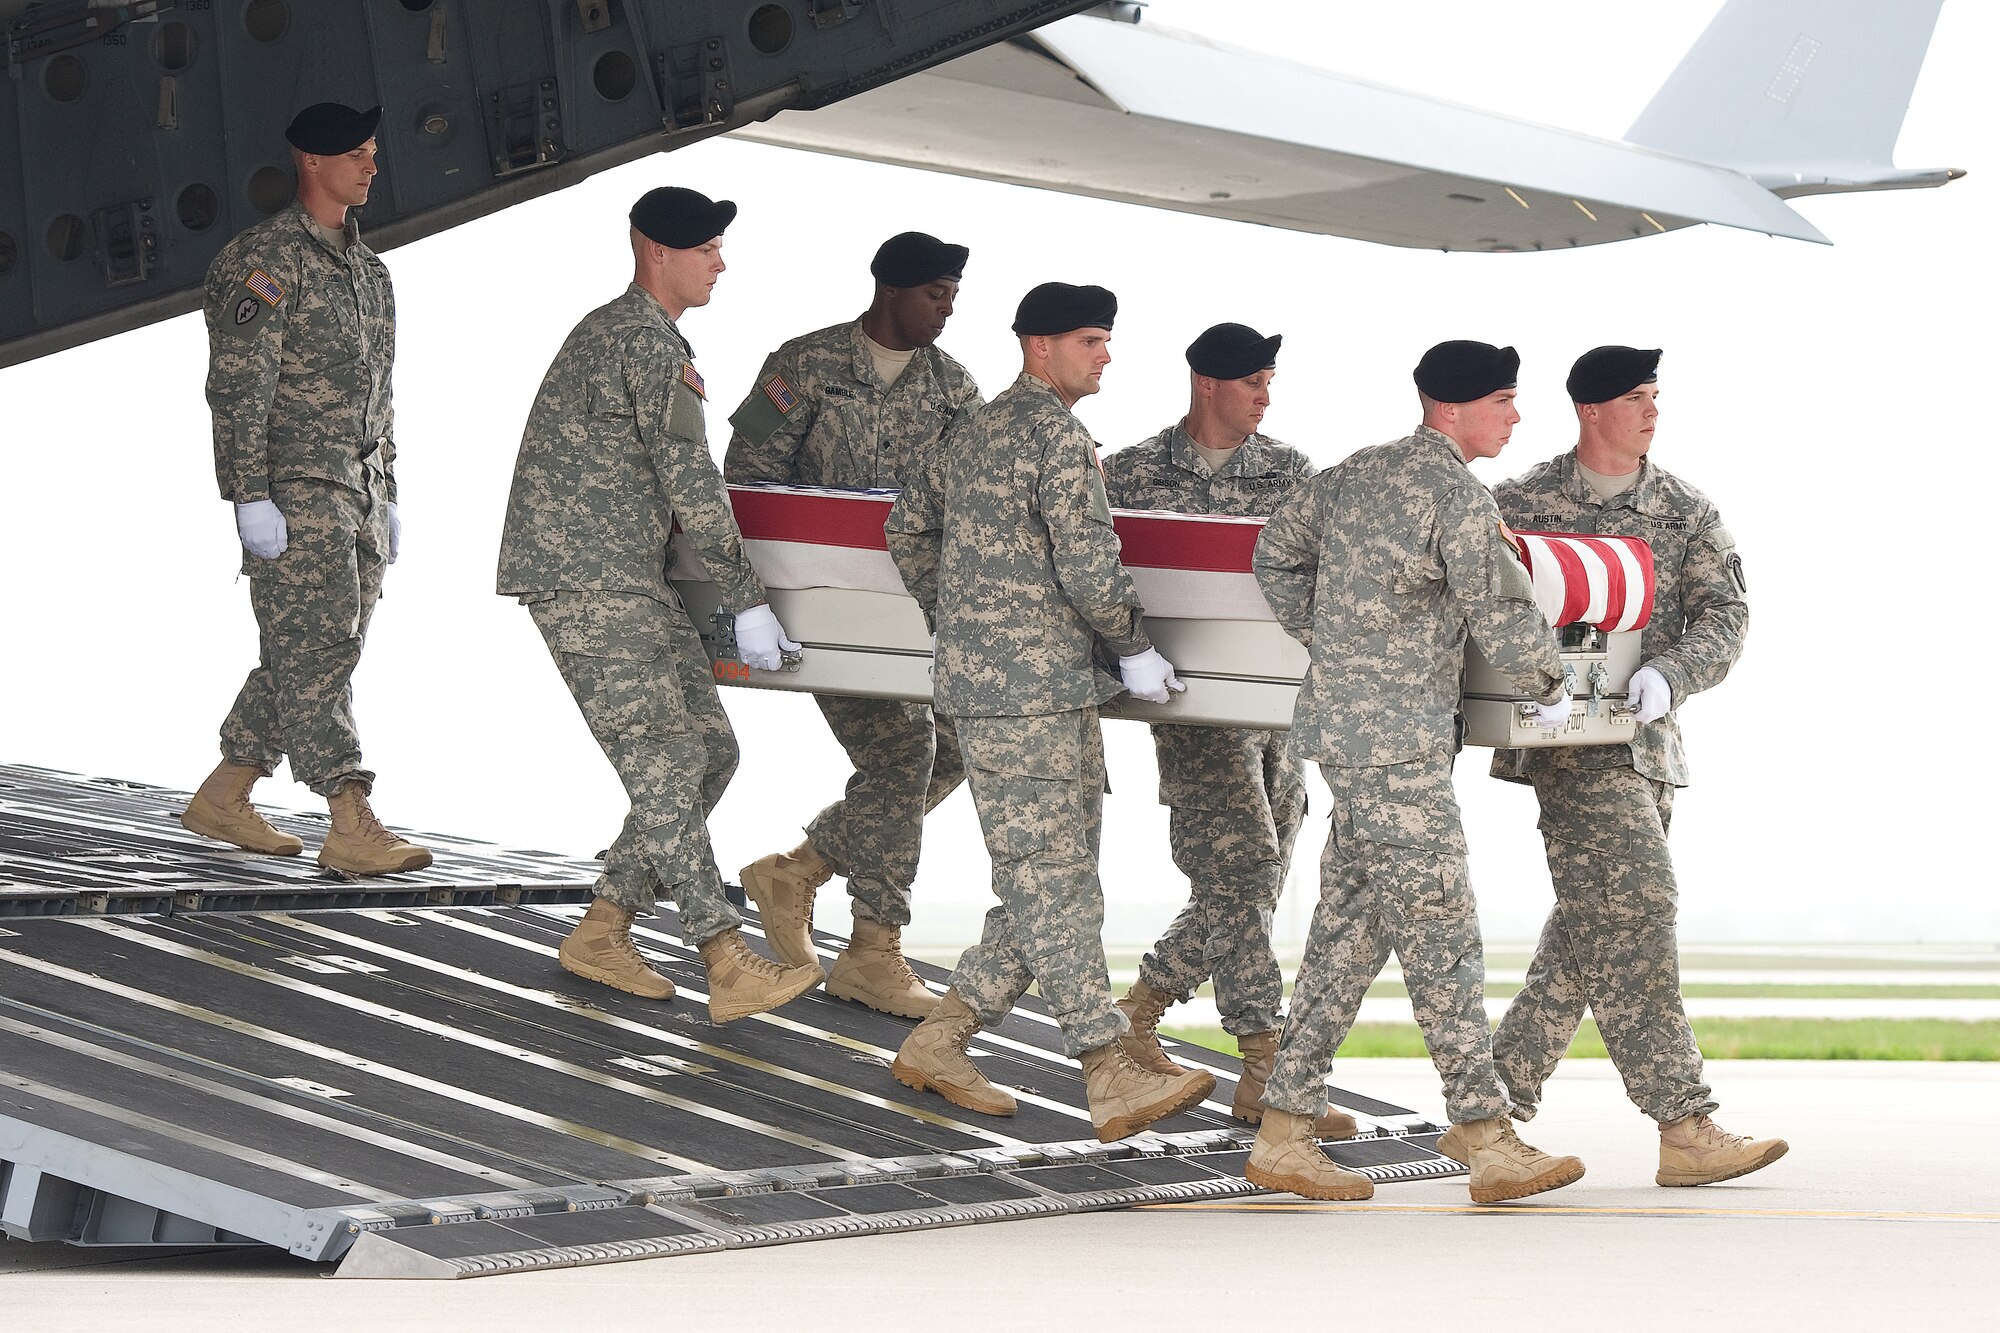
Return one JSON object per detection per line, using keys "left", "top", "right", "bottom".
{"left": 4, "top": 1058, "right": 1994, "bottom": 1332}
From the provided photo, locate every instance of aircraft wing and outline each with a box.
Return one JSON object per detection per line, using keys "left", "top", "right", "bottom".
{"left": 734, "top": 12, "right": 1830, "bottom": 253}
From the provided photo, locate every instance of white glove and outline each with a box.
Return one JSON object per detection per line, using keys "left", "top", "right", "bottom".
{"left": 1119, "top": 648, "right": 1186, "bottom": 705}
{"left": 235, "top": 499, "right": 287, "bottom": 559}
{"left": 385, "top": 502, "right": 401, "bottom": 564}
{"left": 1627, "top": 665, "right": 1673, "bottom": 724}
{"left": 1526, "top": 692, "right": 1573, "bottom": 730}
{"left": 734, "top": 603, "right": 800, "bottom": 672}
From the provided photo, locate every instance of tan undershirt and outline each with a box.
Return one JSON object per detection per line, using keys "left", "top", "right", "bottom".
{"left": 1578, "top": 459, "right": 1639, "bottom": 502}
{"left": 307, "top": 217, "right": 350, "bottom": 253}
{"left": 1192, "top": 441, "right": 1239, "bottom": 474}
{"left": 860, "top": 329, "right": 916, "bottom": 387}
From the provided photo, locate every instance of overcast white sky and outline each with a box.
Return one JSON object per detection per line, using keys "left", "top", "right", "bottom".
{"left": 3, "top": 1, "right": 1993, "bottom": 947}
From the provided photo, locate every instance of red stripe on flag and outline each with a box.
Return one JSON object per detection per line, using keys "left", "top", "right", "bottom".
{"left": 1111, "top": 511, "right": 1264, "bottom": 572}
{"left": 1515, "top": 530, "right": 1657, "bottom": 631}
{"left": 727, "top": 486, "right": 894, "bottom": 550}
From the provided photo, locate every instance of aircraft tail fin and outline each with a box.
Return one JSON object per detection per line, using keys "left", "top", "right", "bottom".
{"left": 1626, "top": 0, "right": 1956, "bottom": 196}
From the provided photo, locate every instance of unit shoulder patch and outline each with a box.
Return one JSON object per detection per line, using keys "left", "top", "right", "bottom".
{"left": 219, "top": 269, "right": 284, "bottom": 339}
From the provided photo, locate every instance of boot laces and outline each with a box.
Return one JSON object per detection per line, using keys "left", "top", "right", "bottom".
{"left": 1687, "top": 1115, "right": 1748, "bottom": 1150}
{"left": 1128, "top": 985, "right": 1172, "bottom": 1033}
{"left": 728, "top": 933, "right": 791, "bottom": 980}
{"left": 343, "top": 791, "right": 403, "bottom": 847}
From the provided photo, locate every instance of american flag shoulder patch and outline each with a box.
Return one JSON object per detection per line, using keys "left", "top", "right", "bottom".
{"left": 245, "top": 269, "right": 284, "bottom": 307}
{"left": 680, "top": 362, "right": 706, "bottom": 399}
{"left": 762, "top": 374, "right": 800, "bottom": 415}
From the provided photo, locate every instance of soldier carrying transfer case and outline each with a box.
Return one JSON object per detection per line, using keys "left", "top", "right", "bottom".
{"left": 1462, "top": 345, "right": 1786, "bottom": 1186}
{"left": 1244, "top": 340, "right": 1587, "bottom": 1204}
{"left": 883, "top": 282, "right": 1217, "bottom": 1142}
{"left": 181, "top": 102, "right": 432, "bottom": 878}
{"left": 1099, "top": 323, "right": 1358, "bottom": 1138}
{"left": 496, "top": 186, "right": 820, "bottom": 1024}
{"left": 724, "top": 231, "right": 984, "bottom": 1020}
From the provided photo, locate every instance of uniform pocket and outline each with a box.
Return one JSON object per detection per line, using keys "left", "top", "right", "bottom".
{"left": 959, "top": 713, "right": 1083, "bottom": 780}
{"left": 534, "top": 591, "right": 675, "bottom": 662}
{"left": 1345, "top": 796, "right": 1468, "bottom": 856}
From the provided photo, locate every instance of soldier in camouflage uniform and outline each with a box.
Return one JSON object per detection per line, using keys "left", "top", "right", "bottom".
{"left": 1475, "top": 345, "right": 1786, "bottom": 1186}
{"left": 497, "top": 186, "right": 820, "bottom": 1024}
{"left": 725, "top": 232, "right": 983, "bottom": 1019}
{"left": 1245, "top": 341, "right": 1587, "bottom": 1204}
{"left": 883, "top": 282, "right": 1215, "bottom": 1143}
{"left": 1098, "top": 323, "right": 1355, "bottom": 1135}
{"left": 181, "top": 103, "right": 431, "bottom": 878}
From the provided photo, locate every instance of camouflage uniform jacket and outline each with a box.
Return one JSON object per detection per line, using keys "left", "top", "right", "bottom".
{"left": 1491, "top": 449, "right": 1747, "bottom": 787}
{"left": 1101, "top": 421, "right": 1314, "bottom": 515}
{"left": 495, "top": 283, "right": 766, "bottom": 613}
{"left": 1254, "top": 425, "right": 1564, "bottom": 767}
{"left": 203, "top": 204, "right": 396, "bottom": 504}
{"left": 722, "top": 319, "right": 982, "bottom": 488}
{"left": 886, "top": 372, "right": 1150, "bottom": 717}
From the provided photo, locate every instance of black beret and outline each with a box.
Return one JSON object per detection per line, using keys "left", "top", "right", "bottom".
{"left": 871, "top": 231, "right": 968, "bottom": 287}
{"left": 1012, "top": 282, "right": 1116, "bottom": 336}
{"left": 1567, "top": 345, "right": 1663, "bottom": 403}
{"left": 285, "top": 102, "right": 382, "bottom": 156}
{"left": 1187, "top": 322, "right": 1281, "bottom": 380}
{"left": 1414, "top": 340, "right": 1520, "bottom": 403}
{"left": 630, "top": 186, "right": 737, "bottom": 249}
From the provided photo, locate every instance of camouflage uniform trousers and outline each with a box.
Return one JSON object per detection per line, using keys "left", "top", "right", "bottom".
{"left": 946, "top": 707, "right": 1124, "bottom": 1058}
{"left": 220, "top": 476, "right": 388, "bottom": 796}
{"left": 1493, "top": 765, "right": 1717, "bottom": 1124}
{"left": 1263, "top": 751, "right": 1510, "bottom": 1123}
{"left": 804, "top": 696, "right": 965, "bottom": 926}
{"left": 1140, "top": 725, "right": 1305, "bottom": 1035}
{"left": 528, "top": 590, "right": 742, "bottom": 944}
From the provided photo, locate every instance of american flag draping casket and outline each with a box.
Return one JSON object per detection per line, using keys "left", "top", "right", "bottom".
{"left": 669, "top": 484, "right": 1653, "bottom": 743}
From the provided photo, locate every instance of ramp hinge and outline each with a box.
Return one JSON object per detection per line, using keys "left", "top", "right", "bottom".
{"left": 808, "top": 0, "right": 864, "bottom": 29}
{"left": 485, "top": 79, "right": 562, "bottom": 176}
{"left": 660, "top": 35, "right": 733, "bottom": 129}
{"left": 92, "top": 201, "right": 159, "bottom": 288}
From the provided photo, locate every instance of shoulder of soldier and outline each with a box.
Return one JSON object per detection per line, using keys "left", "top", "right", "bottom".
{"left": 1101, "top": 429, "right": 1171, "bottom": 478}
{"left": 772, "top": 321, "right": 852, "bottom": 364}
{"left": 1492, "top": 454, "right": 1564, "bottom": 503}
{"left": 1643, "top": 460, "right": 1722, "bottom": 521}
{"left": 205, "top": 211, "right": 303, "bottom": 292}
{"left": 925, "top": 343, "right": 981, "bottom": 399}
{"left": 1250, "top": 434, "right": 1316, "bottom": 475}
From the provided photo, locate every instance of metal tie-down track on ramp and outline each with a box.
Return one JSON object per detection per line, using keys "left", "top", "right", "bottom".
{"left": 0, "top": 769, "right": 1465, "bottom": 1279}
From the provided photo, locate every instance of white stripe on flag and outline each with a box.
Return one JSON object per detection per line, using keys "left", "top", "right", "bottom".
{"left": 1520, "top": 535, "right": 1569, "bottom": 627}
{"left": 1606, "top": 539, "right": 1647, "bottom": 632}
{"left": 1571, "top": 538, "right": 1611, "bottom": 627}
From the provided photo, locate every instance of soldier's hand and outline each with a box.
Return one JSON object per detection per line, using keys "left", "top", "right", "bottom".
{"left": 734, "top": 603, "right": 799, "bottom": 672}
{"left": 386, "top": 502, "right": 402, "bottom": 564}
{"left": 1627, "top": 665, "right": 1673, "bottom": 724}
{"left": 1526, "top": 692, "right": 1573, "bottom": 730}
{"left": 1119, "top": 648, "right": 1186, "bottom": 705}
{"left": 234, "top": 499, "right": 288, "bottom": 559}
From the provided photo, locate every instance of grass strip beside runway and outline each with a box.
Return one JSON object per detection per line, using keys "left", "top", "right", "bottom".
{"left": 1165, "top": 1018, "right": 2000, "bottom": 1061}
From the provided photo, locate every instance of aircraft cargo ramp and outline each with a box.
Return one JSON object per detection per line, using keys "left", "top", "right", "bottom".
{"left": 0, "top": 766, "right": 1464, "bottom": 1279}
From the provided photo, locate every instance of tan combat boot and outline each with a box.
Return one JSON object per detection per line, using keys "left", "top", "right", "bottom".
{"left": 1244, "top": 1108, "right": 1375, "bottom": 1201}
{"left": 1657, "top": 1114, "right": 1789, "bottom": 1187}
{"left": 180, "top": 761, "right": 304, "bottom": 856}
{"left": 826, "top": 918, "right": 938, "bottom": 1018}
{"left": 318, "top": 782, "right": 433, "bottom": 876}
{"left": 1079, "top": 1040, "right": 1216, "bottom": 1142}
{"left": 1437, "top": 1117, "right": 1585, "bottom": 1204}
{"left": 558, "top": 898, "right": 675, "bottom": 999}
{"left": 1114, "top": 979, "right": 1186, "bottom": 1076}
{"left": 739, "top": 839, "right": 832, "bottom": 969}
{"left": 1231, "top": 1030, "right": 1359, "bottom": 1139}
{"left": 890, "top": 989, "right": 1018, "bottom": 1116}
{"left": 697, "top": 928, "right": 823, "bottom": 1024}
